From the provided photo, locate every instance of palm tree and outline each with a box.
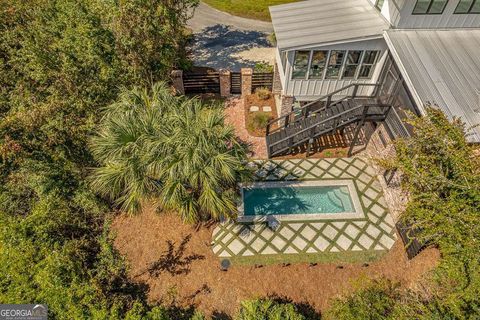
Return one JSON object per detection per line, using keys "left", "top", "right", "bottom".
{"left": 90, "top": 82, "right": 251, "bottom": 222}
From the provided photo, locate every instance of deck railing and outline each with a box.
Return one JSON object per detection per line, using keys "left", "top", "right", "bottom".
{"left": 266, "top": 83, "right": 381, "bottom": 136}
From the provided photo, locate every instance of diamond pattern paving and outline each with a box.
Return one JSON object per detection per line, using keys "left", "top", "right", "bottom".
{"left": 212, "top": 158, "right": 397, "bottom": 258}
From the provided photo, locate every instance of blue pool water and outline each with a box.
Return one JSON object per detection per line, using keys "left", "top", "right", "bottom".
{"left": 243, "top": 185, "right": 354, "bottom": 216}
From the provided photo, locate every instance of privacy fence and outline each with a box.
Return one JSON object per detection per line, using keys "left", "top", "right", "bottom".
{"left": 172, "top": 68, "right": 274, "bottom": 96}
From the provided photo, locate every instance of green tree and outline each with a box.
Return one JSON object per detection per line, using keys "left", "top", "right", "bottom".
{"left": 326, "top": 279, "right": 404, "bottom": 320}
{"left": 106, "top": 0, "right": 199, "bottom": 85}
{"left": 0, "top": 0, "right": 200, "bottom": 318}
{"left": 236, "top": 298, "right": 306, "bottom": 320}
{"left": 328, "top": 108, "right": 480, "bottom": 319}
{"left": 90, "top": 83, "right": 251, "bottom": 222}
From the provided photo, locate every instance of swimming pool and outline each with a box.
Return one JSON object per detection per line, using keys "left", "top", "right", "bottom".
{"left": 238, "top": 180, "right": 364, "bottom": 221}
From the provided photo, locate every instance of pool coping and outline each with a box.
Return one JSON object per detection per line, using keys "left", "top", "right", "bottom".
{"left": 237, "top": 179, "right": 365, "bottom": 222}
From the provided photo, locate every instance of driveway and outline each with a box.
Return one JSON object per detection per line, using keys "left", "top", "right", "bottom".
{"left": 188, "top": 2, "right": 276, "bottom": 70}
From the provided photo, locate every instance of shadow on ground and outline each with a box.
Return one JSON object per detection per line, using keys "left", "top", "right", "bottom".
{"left": 135, "top": 234, "right": 205, "bottom": 278}
{"left": 189, "top": 24, "right": 273, "bottom": 70}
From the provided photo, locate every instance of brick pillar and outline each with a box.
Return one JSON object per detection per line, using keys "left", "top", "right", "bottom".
{"left": 280, "top": 95, "right": 294, "bottom": 117}
{"left": 241, "top": 68, "right": 253, "bottom": 97}
{"left": 171, "top": 70, "right": 184, "bottom": 95}
{"left": 219, "top": 69, "right": 231, "bottom": 97}
{"left": 272, "top": 63, "right": 283, "bottom": 95}
{"left": 279, "top": 95, "right": 294, "bottom": 126}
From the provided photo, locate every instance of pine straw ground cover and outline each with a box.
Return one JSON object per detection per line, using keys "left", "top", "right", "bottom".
{"left": 202, "top": 0, "right": 300, "bottom": 21}
{"left": 112, "top": 205, "right": 439, "bottom": 318}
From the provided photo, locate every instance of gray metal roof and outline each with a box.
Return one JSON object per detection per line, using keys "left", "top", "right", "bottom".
{"left": 269, "top": 0, "right": 389, "bottom": 50}
{"left": 385, "top": 29, "right": 480, "bottom": 143}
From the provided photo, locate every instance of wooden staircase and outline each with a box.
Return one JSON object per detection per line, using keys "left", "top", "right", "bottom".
{"left": 266, "top": 83, "right": 392, "bottom": 158}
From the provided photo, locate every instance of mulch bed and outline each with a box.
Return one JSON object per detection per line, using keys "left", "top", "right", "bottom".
{"left": 244, "top": 93, "right": 278, "bottom": 137}
{"left": 112, "top": 206, "right": 440, "bottom": 318}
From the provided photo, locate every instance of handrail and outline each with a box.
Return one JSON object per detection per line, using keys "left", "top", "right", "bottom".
{"left": 268, "top": 103, "right": 391, "bottom": 149}
{"left": 266, "top": 83, "right": 381, "bottom": 130}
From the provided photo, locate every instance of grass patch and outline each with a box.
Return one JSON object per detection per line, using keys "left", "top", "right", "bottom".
{"left": 228, "top": 250, "right": 387, "bottom": 266}
{"left": 203, "top": 0, "right": 300, "bottom": 21}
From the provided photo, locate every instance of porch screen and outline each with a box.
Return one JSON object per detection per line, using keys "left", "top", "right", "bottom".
{"left": 308, "top": 50, "right": 328, "bottom": 79}
{"left": 358, "top": 51, "right": 379, "bottom": 79}
{"left": 343, "top": 51, "right": 362, "bottom": 79}
{"left": 292, "top": 51, "right": 310, "bottom": 79}
{"left": 326, "top": 51, "right": 346, "bottom": 79}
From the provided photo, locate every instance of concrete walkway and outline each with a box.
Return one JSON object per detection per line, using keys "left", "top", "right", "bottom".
{"left": 188, "top": 3, "right": 275, "bottom": 70}
{"left": 189, "top": 2, "right": 273, "bottom": 33}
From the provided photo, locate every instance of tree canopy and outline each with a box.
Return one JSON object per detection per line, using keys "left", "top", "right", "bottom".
{"left": 0, "top": 0, "right": 201, "bottom": 318}
{"left": 90, "top": 83, "right": 251, "bottom": 222}
{"left": 328, "top": 108, "right": 480, "bottom": 319}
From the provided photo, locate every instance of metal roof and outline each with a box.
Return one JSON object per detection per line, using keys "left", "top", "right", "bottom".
{"left": 385, "top": 29, "right": 480, "bottom": 143}
{"left": 269, "top": 0, "right": 389, "bottom": 50}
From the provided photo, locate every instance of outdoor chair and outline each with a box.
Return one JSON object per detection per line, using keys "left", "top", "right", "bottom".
{"left": 266, "top": 215, "right": 280, "bottom": 231}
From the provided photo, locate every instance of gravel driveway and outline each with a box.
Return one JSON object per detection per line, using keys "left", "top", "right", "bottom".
{"left": 188, "top": 2, "right": 276, "bottom": 70}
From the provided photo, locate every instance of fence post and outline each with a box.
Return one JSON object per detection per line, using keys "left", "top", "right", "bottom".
{"left": 171, "top": 70, "right": 184, "bottom": 95}
{"left": 219, "top": 69, "right": 231, "bottom": 97}
{"left": 241, "top": 68, "right": 253, "bottom": 97}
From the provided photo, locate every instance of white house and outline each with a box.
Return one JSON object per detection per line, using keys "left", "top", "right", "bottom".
{"left": 267, "top": 0, "right": 480, "bottom": 157}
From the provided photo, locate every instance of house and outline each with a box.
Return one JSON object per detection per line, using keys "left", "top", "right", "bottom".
{"left": 267, "top": 0, "right": 480, "bottom": 158}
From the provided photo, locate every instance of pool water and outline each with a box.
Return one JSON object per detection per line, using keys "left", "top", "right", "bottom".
{"left": 243, "top": 185, "right": 354, "bottom": 216}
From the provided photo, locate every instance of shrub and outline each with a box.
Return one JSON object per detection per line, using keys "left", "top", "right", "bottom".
{"left": 254, "top": 62, "right": 274, "bottom": 73}
{"left": 255, "top": 87, "right": 271, "bottom": 100}
{"left": 236, "top": 299, "right": 305, "bottom": 320}
{"left": 250, "top": 112, "right": 272, "bottom": 132}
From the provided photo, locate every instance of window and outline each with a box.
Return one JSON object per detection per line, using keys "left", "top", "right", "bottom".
{"left": 343, "top": 51, "right": 363, "bottom": 79}
{"left": 326, "top": 51, "right": 346, "bottom": 79}
{"left": 290, "top": 49, "right": 380, "bottom": 80}
{"left": 292, "top": 51, "right": 310, "bottom": 79}
{"left": 455, "top": 0, "right": 480, "bottom": 13}
{"left": 412, "top": 0, "right": 448, "bottom": 14}
{"left": 308, "top": 50, "right": 328, "bottom": 79}
{"left": 375, "top": 0, "right": 385, "bottom": 10}
{"left": 358, "top": 51, "right": 379, "bottom": 79}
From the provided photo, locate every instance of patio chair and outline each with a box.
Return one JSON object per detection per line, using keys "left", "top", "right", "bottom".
{"left": 266, "top": 215, "right": 280, "bottom": 231}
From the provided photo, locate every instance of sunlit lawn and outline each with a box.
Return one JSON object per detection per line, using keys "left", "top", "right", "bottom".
{"left": 203, "top": 0, "right": 300, "bottom": 21}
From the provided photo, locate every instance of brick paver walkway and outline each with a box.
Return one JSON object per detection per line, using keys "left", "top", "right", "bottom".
{"left": 224, "top": 97, "right": 267, "bottom": 159}
{"left": 212, "top": 158, "right": 397, "bottom": 258}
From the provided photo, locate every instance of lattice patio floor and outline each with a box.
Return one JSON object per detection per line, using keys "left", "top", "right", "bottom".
{"left": 212, "top": 158, "right": 396, "bottom": 258}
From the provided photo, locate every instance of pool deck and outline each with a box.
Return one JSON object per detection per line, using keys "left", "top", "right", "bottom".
{"left": 211, "top": 158, "right": 397, "bottom": 259}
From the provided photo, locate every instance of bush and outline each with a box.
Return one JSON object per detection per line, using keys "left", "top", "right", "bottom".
{"left": 236, "top": 299, "right": 305, "bottom": 320}
{"left": 250, "top": 112, "right": 272, "bottom": 132}
{"left": 254, "top": 62, "right": 274, "bottom": 73}
{"left": 255, "top": 87, "right": 271, "bottom": 100}
{"left": 325, "top": 279, "right": 403, "bottom": 320}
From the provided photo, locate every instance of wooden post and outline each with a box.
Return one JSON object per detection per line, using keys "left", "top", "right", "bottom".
{"left": 348, "top": 106, "right": 369, "bottom": 156}
{"left": 306, "top": 138, "right": 314, "bottom": 157}
{"left": 352, "top": 84, "right": 359, "bottom": 98}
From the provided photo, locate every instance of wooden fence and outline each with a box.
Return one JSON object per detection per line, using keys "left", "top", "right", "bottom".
{"left": 179, "top": 69, "right": 273, "bottom": 95}
{"left": 183, "top": 72, "right": 220, "bottom": 94}
{"left": 252, "top": 72, "right": 274, "bottom": 91}
{"left": 396, "top": 221, "right": 427, "bottom": 259}
{"left": 231, "top": 72, "right": 242, "bottom": 94}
